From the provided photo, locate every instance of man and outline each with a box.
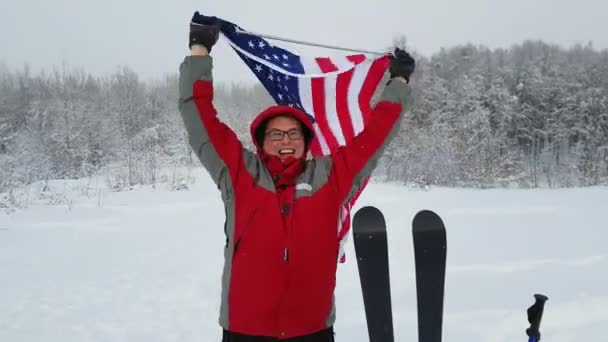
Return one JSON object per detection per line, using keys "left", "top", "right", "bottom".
{"left": 178, "top": 13, "right": 415, "bottom": 342}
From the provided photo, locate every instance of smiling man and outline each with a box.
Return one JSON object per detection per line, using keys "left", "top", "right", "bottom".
{"left": 178, "top": 12, "right": 415, "bottom": 342}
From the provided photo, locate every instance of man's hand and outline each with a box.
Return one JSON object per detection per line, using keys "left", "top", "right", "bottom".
{"left": 389, "top": 48, "right": 415, "bottom": 83}
{"left": 189, "top": 11, "right": 220, "bottom": 53}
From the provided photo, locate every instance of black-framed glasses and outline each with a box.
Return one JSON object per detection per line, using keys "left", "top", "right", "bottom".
{"left": 265, "top": 129, "right": 304, "bottom": 141}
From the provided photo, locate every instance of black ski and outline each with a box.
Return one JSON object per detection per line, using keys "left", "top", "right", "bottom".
{"left": 412, "top": 210, "right": 447, "bottom": 342}
{"left": 353, "top": 205, "right": 394, "bottom": 342}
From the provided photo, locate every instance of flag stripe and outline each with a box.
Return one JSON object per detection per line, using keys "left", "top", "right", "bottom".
{"left": 312, "top": 58, "right": 343, "bottom": 151}
{"left": 298, "top": 76, "right": 314, "bottom": 115}
{"left": 300, "top": 56, "right": 322, "bottom": 75}
{"left": 323, "top": 73, "right": 346, "bottom": 146}
{"left": 359, "top": 56, "right": 390, "bottom": 124}
{"left": 346, "top": 60, "right": 372, "bottom": 135}
{"left": 335, "top": 68, "right": 356, "bottom": 142}
{"left": 331, "top": 56, "right": 357, "bottom": 71}
{"left": 348, "top": 54, "right": 367, "bottom": 65}
{"left": 315, "top": 57, "right": 339, "bottom": 73}
{"left": 308, "top": 138, "right": 321, "bottom": 156}
{"left": 311, "top": 77, "right": 340, "bottom": 150}
{"left": 312, "top": 125, "right": 330, "bottom": 155}
{"left": 298, "top": 76, "right": 331, "bottom": 155}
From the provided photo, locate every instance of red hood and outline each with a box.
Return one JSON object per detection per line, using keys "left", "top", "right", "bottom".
{"left": 250, "top": 105, "right": 315, "bottom": 153}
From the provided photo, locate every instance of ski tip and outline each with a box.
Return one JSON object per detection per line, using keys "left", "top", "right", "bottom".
{"left": 355, "top": 205, "right": 381, "bottom": 214}
{"left": 353, "top": 206, "right": 383, "bottom": 220}
{"left": 353, "top": 206, "right": 386, "bottom": 233}
{"left": 412, "top": 209, "right": 441, "bottom": 222}
{"left": 412, "top": 209, "right": 445, "bottom": 231}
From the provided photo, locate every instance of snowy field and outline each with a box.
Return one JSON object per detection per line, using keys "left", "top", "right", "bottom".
{"left": 1, "top": 169, "right": 607, "bottom": 342}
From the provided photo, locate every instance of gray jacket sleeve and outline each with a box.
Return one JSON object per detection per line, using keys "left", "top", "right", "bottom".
{"left": 177, "top": 55, "right": 243, "bottom": 189}
{"left": 378, "top": 79, "right": 413, "bottom": 113}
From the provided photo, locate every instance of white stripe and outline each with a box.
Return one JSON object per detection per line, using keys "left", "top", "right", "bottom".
{"left": 338, "top": 228, "right": 351, "bottom": 263}
{"left": 298, "top": 77, "right": 331, "bottom": 155}
{"left": 300, "top": 56, "right": 322, "bottom": 74}
{"left": 323, "top": 74, "right": 346, "bottom": 146}
{"left": 331, "top": 56, "right": 357, "bottom": 71}
{"left": 348, "top": 60, "right": 373, "bottom": 135}
{"left": 313, "top": 125, "right": 331, "bottom": 155}
{"left": 337, "top": 205, "right": 350, "bottom": 236}
{"left": 336, "top": 205, "right": 351, "bottom": 262}
{"left": 300, "top": 55, "right": 360, "bottom": 74}
{"left": 298, "top": 77, "right": 314, "bottom": 115}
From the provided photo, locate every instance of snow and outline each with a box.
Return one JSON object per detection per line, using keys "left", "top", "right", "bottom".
{"left": 1, "top": 169, "right": 607, "bottom": 342}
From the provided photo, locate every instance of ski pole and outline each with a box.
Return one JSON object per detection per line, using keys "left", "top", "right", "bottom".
{"left": 526, "top": 293, "right": 549, "bottom": 342}
{"left": 234, "top": 27, "right": 388, "bottom": 55}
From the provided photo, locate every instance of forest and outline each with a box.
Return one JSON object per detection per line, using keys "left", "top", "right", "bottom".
{"left": 1, "top": 40, "right": 607, "bottom": 196}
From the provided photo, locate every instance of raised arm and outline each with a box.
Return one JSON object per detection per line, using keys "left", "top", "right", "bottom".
{"left": 178, "top": 18, "right": 244, "bottom": 187}
{"left": 330, "top": 49, "right": 415, "bottom": 202}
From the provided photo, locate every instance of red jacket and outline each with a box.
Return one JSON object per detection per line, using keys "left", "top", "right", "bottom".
{"left": 178, "top": 55, "right": 411, "bottom": 339}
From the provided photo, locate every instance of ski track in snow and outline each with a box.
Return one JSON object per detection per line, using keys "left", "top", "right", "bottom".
{"left": 1, "top": 172, "right": 607, "bottom": 341}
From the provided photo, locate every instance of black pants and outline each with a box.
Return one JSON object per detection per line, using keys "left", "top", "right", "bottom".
{"left": 222, "top": 327, "right": 335, "bottom": 342}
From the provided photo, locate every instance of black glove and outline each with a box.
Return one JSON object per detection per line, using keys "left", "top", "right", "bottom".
{"left": 189, "top": 11, "right": 220, "bottom": 52}
{"left": 389, "top": 48, "right": 415, "bottom": 83}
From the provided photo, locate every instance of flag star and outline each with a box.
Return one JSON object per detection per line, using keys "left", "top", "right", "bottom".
{"left": 263, "top": 54, "right": 271, "bottom": 60}
{"left": 282, "top": 63, "right": 289, "bottom": 67}
{"left": 268, "top": 74, "right": 274, "bottom": 80}
{"left": 254, "top": 64, "right": 263, "bottom": 72}
{"left": 284, "top": 85, "right": 289, "bottom": 91}
{"left": 284, "top": 75, "right": 290, "bottom": 81}
{"left": 282, "top": 54, "right": 289, "bottom": 60}
{"left": 278, "top": 93, "right": 284, "bottom": 100}
{"left": 288, "top": 103, "right": 294, "bottom": 107}
{"left": 273, "top": 54, "right": 280, "bottom": 60}
{"left": 248, "top": 41, "right": 255, "bottom": 48}
{"left": 258, "top": 41, "right": 266, "bottom": 48}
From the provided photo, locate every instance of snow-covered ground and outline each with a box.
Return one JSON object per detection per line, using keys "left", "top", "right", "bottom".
{"left": 1, "top": 169, "right": 607, "bottom": 342}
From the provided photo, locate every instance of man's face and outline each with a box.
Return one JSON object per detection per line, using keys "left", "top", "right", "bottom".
{"left": 262, "top": 115, "right": 306, "bottom": 161}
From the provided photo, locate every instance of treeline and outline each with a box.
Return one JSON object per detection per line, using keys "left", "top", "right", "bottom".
{"left": 381, "top": 40, "right": 608, "bottom": 187}
{"left": 0, "top": 40, "right": 606, "bottom": 196}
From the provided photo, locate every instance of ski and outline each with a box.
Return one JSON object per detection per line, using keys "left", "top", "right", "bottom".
{"left": 353, "top": 205, "right": 394, "bottom": 342}
{"left": 412, "top": 210, "right": 447, "bottom": 342}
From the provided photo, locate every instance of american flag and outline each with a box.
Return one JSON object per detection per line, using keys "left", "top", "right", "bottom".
{"left": 216, "top": 19, "right": 390, "bottom": 262}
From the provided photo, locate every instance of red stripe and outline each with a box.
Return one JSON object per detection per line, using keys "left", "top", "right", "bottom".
{"left": 315, "top": 57, "right": 338, "bottom": 72}
{"left": 359, "top": 56, "right": 390, "bottom": 124}
{"left": 347, "top": 54, "right": 366, "bottom": 65}
{"left": 310, "top": 57, "right": 342, "bottom": 152}
{"left": 308, "top": 55, "right": 389, "bottom": 154}
{"left": 335, "top": 69, "right": 355, "bottom": 143}
{"left": 311, "top": 77, "right": 340, "bottom": 151}
{"left": 338, "top": 214, "right": 351, "bottom": 239}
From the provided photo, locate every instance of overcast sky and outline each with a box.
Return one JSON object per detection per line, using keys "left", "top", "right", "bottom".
{"left": 1, "top": 0, "right": 606, "bottom": 85}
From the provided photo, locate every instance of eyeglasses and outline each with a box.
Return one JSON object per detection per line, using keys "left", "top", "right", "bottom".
{"left": 265, "top": 129, "right": 304, "bottom": 141}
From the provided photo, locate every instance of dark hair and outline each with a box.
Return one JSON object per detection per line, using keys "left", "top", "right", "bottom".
{"left": 255, "top": 115, "right": 313, "bottom": 150}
